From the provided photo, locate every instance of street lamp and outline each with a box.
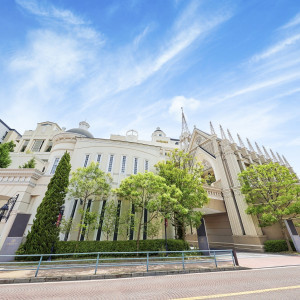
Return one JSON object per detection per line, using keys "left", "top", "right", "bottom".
{"left": 0, "top": 195, "right": 19, "bottom": 222}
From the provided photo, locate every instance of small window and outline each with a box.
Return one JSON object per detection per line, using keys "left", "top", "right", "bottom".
{"left": 133, "top": 157, "right": 138, "bottom": 174}
{"left": 31, "top": 140, "right": 44, "bottom": 152}
{"left": 108, "top": 155, "right": 114, "bottom": 172}
{"left": 83, "top": 154, "right": 90, "bottom": 167}
{"left": 2, "top": 131, "right": 8, "bottom": 140}
{"left": 45, "top": 141, "right": 53, "bottom": 152}
{"left": 96, "top": 154, "right": 102, "bottom": 165}
{"left": 50, "top": 158, "right": 60, "bottom": 174}
{"left": 21, "top": 140, "right": 29, "bottom": 152}
{"left": 144, "top": 160, "right": 149, "bottom": 172}
{"left": 121, "top": 156, "right": 127, "bottom": 173}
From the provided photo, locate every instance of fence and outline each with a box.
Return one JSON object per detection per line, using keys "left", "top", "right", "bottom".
{"left": 0, "top": 250, "right": 236, "bottom": 278}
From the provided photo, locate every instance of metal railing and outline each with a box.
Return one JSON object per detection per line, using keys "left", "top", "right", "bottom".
{"left": 0, "top": 249, "right": 236, "bottom": 278}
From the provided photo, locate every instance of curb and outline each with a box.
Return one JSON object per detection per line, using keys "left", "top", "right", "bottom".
{"left": 0, "top": 266, "right": 248, "bottom": 284}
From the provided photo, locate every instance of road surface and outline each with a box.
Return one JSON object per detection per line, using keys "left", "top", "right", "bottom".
{"left": 1, "top": 266, "right": 299, "bottom": 299}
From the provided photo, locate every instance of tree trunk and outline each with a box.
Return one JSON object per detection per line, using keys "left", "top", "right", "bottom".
{"left": 279, "top": 220, "right": 293, "bottom": 252}
{"left": 136, "top": 211, "right": 144, "bottom": 253}
{"left": 76, "top": 199, "right": 86, "bottom": 242}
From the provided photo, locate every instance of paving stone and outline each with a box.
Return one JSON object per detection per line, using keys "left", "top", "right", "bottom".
{"left": 91, "top": 274, "right": 105, "bottom": 280}
{"left": 45, "top": 277, "right": 62, "bottom": 282}
{"left": 61, "top": 276, "right": 77, "bottom": 281}
{"left": 30, "top": 277, "right": 46, "bottom": 283}
{"left": 76, "top": 275, "right": 91, "bottom": 281}
{"left": 13, "top": 278, "right": 30, "bottom": 283}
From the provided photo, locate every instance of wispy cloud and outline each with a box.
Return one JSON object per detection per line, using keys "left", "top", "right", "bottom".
{"left": 280, "top": 12, "right": 300, "bottom": 29}
{"left": 16, "top": 0, "right": 87, "bottom": 25}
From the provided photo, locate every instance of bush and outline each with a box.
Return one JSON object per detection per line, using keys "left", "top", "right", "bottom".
{"left": 264, "top": 240, "right": 296, "bottom": 252}
{"left": 56, "top": 239, "right": 189, "bottom": 256}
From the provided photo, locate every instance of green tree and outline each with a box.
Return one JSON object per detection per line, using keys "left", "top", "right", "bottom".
{"left": 115, "top": 172, "right": 181, "bottom": 251}
{"left": 238, "top": 162, "right": 300, "bottom": 251}
{"left": 19, "top": 158, "right": 36, "bottom": 168}
{"left": 100, "top": 201, "right": 118, "bottom": 240}
{"left": 78, "top": 209, "right": 99, "bottom": 241}
{"left": 68, "top": 162, "right": 112, "bottom": 241}
{"left": 156, "top": 149, "right": 209, "bottom": 240}
{"left": 21, "top": 151, "right": 71, "bottom": 254}
{"left": 0, "top": 141, "right": 15, "bottom": 168}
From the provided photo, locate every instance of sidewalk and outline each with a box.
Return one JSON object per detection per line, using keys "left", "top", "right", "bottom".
{"left": 237, "top": 252, "right": 300, "bottom": 268}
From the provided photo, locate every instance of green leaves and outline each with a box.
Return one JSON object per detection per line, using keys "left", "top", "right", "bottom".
{"left": 239, "top": 162, "right": 299, "bottom": 251}
{"left": 0, "top": 141, "right": 15, "bottom": 168}
{"left": 155, "top": 149, "right": 209, "bottom": 239}
{"left": 19, "top": 157, "right": 36, "bottom": 168}
{"left": 21, "top": 151, "right": 71, "bottom": 254}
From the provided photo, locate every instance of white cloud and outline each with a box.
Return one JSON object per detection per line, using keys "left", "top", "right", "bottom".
{"left": 250, "top": 34, "right": 300, "bottom": 63}
{"left": 169, "top": 96, "right": 200, "bottom": 121}
{"left": 280, "top": 12, "right": 300, "bottom": 30}
{"left": 16, "top": 0, "right": 86, "bottom": 25}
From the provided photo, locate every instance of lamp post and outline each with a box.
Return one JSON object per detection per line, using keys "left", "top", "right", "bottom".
{"left": 0, "top": 194, "right": 19, "bottom": 222}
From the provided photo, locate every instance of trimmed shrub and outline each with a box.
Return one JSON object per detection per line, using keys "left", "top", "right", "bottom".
{"left": 56, "top": 239, "right": 189, "bottom": 256}
{"left": 264, "top": 240, "right": 296, "bottom": 252}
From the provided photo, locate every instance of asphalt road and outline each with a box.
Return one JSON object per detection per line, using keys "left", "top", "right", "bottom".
{"left": 0, "top": 266, "right": 299, "bottom": 300}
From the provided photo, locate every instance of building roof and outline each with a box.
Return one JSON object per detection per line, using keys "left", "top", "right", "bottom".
{"left": 66, "top": 128, "right": 94, "bottom": 138}
{"left": 0, "top": 119, "right": 21, "bottom": 137}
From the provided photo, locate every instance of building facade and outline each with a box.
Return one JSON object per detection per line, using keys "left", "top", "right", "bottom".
{"left": 0, "top": 118, "right": 297, "bottom": 253}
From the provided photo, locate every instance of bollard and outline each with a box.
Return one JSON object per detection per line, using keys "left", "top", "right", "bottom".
{"left": 182, "top": 252, "right": 185, "bottom": 270}
{"left": 35, "top": 255, "right": 43, "bottom": 277}
{"left": 213, "top": 251, "right": 218, "bottom": 268}
{"left": 94, "top": 253, "right": 100, "bottom": 275}
{"left": 146, "top": 252, "right": 149, "bottom": 272}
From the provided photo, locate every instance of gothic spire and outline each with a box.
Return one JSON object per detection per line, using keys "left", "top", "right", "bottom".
{"left": 227, "top": 129, "right": 235, "bottom": 143}
{"left": 246, "top": 138, "right": 254, "bottom": 152}
{"left": 180, "top": 107, "right": 191, "bottom": 151}
{"left": 262, "top": 146, "right": 271, "bottom": 159}
{"left": 237, "top": 134, "right": 245, "bottom": 148}
{"left": 282, "top": 155, "right": 291, "bottom": 167}
{"left": 219, "top": 125, "right": 227, "bottom": 140}
{"left": 269, "top": 149, "right": 278, "bottom": 162}
{"left": 255, "top": 142, "right": 263, "bottom": 155}
{"left": 276, "top": 152, "right": 284, "bottom": 164}
{"left": 210, "top": 121, "right": 216, "bottom": 135}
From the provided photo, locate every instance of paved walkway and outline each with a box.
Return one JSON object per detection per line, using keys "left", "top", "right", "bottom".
{"left": 237, "top": 252, "right": 300, "bottom": 268}
{"left": 0, "top": 265, "right": 299, "bottom": 299}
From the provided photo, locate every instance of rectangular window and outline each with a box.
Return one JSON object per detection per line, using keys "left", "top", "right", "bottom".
{"left": 133, "top": 157, "right": 138, "bottom": 174}
{"left": 96, "top": 200, "right": 107, "bottom": 241}
{"left": 121, "top": 155, "right": 127, "bottom": 173}
{"left": 108, "top": 154, "right": 114, "bottom": 172}
{"left": 83, "top": 154, "right": 90, "bottom": 167}
{"left": 21, "top": 140, "right": 29, "bottom": 152}
{"left": 144, "top": 160, "right": 149, "bottom": 172}
{"left": 45, "top": 140, "right": 53, "bottom": 152}
{"left": 50, "top": 158, "right": 60, "bottom": 174}
{"left": 96, "top": 154, "right": 102, "bottom": 165}
{"left": 113, "top": 200, "right": 122, "bottom": 241}
{"left": 31, "top": 139, "right": 44, "bottom": 152}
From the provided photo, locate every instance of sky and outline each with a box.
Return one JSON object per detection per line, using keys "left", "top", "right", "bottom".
{"left": 0, "top": 0, "right": 299, "bottom": 175}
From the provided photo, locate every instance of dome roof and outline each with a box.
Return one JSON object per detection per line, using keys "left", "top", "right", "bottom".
{"left": 66, "top": 121, "right": 94, "bottom": 138}
{"left": 66, "top": 128, "right": 94, "bottom": 138}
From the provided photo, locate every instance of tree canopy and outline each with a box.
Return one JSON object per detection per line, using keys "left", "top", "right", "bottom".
{"left": 21, "top": 151, "right": 71, "bottom": 254}
{"left": 19, "top": 157, "right": 36, "bottom": 168}
{"left": 68, "top": 161, "right": 112, "bottom": 241}
{"left": 115, "top": 172, "right": 182, "bottom": 250}
{"left": 238, "top": 162, "right": 300, "bottom": 251}
{"left": 0, "top": 141, "right": 15, "bottom": 168}
{"left": 156, "top": 149, "right": 209, "bottom": 240}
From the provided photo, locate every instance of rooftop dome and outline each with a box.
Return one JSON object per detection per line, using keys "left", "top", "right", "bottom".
{"left": 66, "top": 121, "right": 94, "bottom": 138}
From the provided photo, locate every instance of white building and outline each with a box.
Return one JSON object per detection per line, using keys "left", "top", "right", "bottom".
{"left": 0, "top": 117, "right": 297, "bottom": 253}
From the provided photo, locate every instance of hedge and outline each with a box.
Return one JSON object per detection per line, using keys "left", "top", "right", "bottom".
{"left": 264, "top": 240, "right": 296, "bottom": 252}
{"left": 55, "top": 239, "right": 189, "bottom": 256}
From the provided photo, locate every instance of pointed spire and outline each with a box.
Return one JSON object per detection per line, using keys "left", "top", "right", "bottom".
{"left": 237, "top": 134, "right": 245, "bottom": 148}
{"left": 219, "top": 125, "right": 227, "bottom": 140}
{"left": 227, "top": 129, "right": 235, "bottom": 143}
{"left": 180, "top": 107, "right": 191, "bottom": 152}
{"left": 276, "top": 152, "right": 284, "bottom": 164}
{"left": 255, "top": 142, "right": 263, "bottom": 156}
{"left": 269, "top": 149, "right": 278, "bottom": 162}
{"left": 210, "top": 121, "right": 216, "bottom": 135}
{"left": 262, "top": 146, "right": 271, "bottom": 159}
{"left": 246, "top": 138, "right": 254, "bottom": 152}
{"left": 282, "top": 155, "right": 291, "bottom": 167}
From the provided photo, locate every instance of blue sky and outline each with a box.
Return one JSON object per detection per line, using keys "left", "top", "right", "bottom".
{"left": 0, "top": 0, "right": 299, "bottom": 174}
